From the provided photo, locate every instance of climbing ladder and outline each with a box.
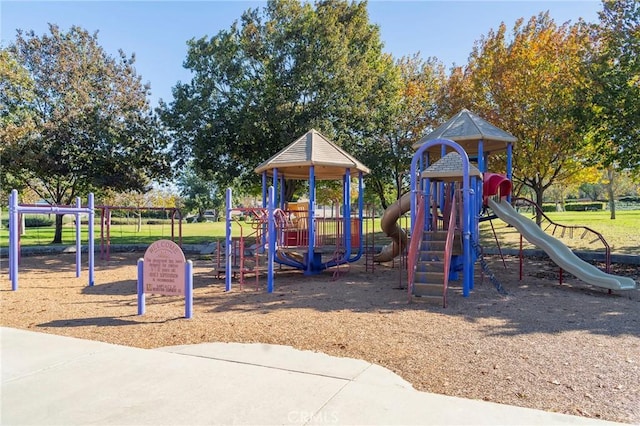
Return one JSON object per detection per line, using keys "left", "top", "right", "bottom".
{"left": 411, "top": 230, "right": 463, "bottom": 306}
{"left": 408, "top": 190, "right": 461, "bottom": 307}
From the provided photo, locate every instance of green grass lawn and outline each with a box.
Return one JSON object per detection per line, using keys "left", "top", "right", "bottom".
{"left": 0, "top": 219, "right": 234, "bottom": 247}
{"left": 0, "top": 217, "right": 384, "bottom": 247}
{"left": 1, "top": 210, "right": 638, "bottom": 255}
{"left": 479, "top": 210, "right": 639, "bottom": 255}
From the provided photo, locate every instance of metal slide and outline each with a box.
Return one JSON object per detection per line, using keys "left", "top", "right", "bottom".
{"left": 374, "top": 192, "right": 411, "bottom": 262}
{"left": 488, "top": 198, "right": 636, "bottom": 291}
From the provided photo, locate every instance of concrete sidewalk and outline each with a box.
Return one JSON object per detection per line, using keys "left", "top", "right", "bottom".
{"left": 1, "top": 327, "right": 622, "bottom": 425}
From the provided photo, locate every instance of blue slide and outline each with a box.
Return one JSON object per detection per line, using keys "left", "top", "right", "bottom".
{"left": 488, "top": 198, "right": 636, "bottom": 291}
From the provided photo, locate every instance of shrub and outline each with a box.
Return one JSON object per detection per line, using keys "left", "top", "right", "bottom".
{"left": 565, "top": 203, "right": 603, "bottom": 211}
{"left": 619, "top": 196, "right": 640, "bottom": 203}
{"left": 24, "top": 217, "right": 54, "bottom": 228}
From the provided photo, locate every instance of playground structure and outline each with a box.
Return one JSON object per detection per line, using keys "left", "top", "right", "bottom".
{"left": 223, "top": 129, "right": 370, "bottom": 292}
{"left": 374, "top": 109, "right": 636, "bottom": 306}
{"left": 7, "top": 189, "right": 95, "bottom": 290}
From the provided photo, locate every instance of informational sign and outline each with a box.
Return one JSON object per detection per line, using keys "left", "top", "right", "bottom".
{"left": 138, "top": 240, "right": 193, "bottom": 318}
{"left": 143, "top": 240, "right": 186, "bottom": 296}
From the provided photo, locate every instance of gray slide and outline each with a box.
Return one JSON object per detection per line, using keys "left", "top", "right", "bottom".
{"left": 488, "top": 198, "right": 636, "bottom": 291}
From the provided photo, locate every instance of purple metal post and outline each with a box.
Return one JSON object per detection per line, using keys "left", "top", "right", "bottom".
{"left": 9, "top": 190, "right": 18, "bottom": 289}
{"left": 137, "top": 258, "right": 145, "bottom": 315}
{"left": 267, "top": 186, "right": 275, "bottom": 293}
{"left": 88, "top": 193, "right": 95, "bottom": 286}
{"left": 225, "top": 188, "right": 233, "bottom": 292}
{"left": 185, "top": 260, "right": 193, "bottom": 318}
{"left": 8, "top": 189, "right": 94, "bottom": 290}
{"left": 75, "top": 197, "right": 81, "bottom": 278}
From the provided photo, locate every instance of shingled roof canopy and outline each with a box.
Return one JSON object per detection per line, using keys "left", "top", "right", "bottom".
{"left": 254, "top": 129, "right": 371, "bottom": 180}
{"left": 412, "top": 109, "right": 517, "bottom": 155}
{"left": 420, "top": 152, "right": 482, "bottom": 182}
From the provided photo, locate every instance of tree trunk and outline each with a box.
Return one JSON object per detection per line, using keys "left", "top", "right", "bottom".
{"left": 53, "top": 214, "right": 64, "bottom": 244}
{"left": 534, "top": 186, "right": 545, "bottom": 226}
{"left": 370, "top": 177, "right": 389, "bottom": 210}
{"left": 284, "top": 180, "right": 299, "bottom": 202}
{"left": 607, "top": 167, "right": 616, "bottom": 220}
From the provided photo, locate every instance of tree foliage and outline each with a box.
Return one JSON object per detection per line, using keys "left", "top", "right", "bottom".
{"left": 578, "top": 0, "right": 640, "bottom": 174}
{"left": 0, "top": 50, "right": 35, "bottom": 148}
{"left": 446, "top": 13, "right": 591, "bottom": 222}
{"left": 159, "top": 0, "right": 399, "bottom": 201}
{"left": 1, "top": 24, "right": 171, "bottom": 243}
{"left": 361, "top": 54, "right": 446, "bottom": 209}
{"left": 175, "top": 163, "right": 225, "bottom": 221}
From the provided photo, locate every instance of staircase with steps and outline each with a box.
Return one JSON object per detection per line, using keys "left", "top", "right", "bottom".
{"left": 411, "top": 230, "right": 462, "bottom": 306}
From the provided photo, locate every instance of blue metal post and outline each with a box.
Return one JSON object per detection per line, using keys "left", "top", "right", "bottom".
{"left": 477, "top": 138, "right": 485, "bottom": 214}
{"left": 267, "top": 186, "right": 275, "bottom": 292}
{"left": 506, "top": 143, "right": 513, "bottom": 203}
{"left": 344, "top": 169, "right": 352, "bottom": 259}
{"left": 307, "top": 165, "right": 316, "bottom": 274}
{"left": 462, "top": 166, "right": 472, "bottom": 297}
{"left": 272, "top": 168, "right": 278, "bottom": 210}
{"left": 262, "top": 172, "right": 268, "bottom": 247}
{"left": 280, "top": 173, "right": 286, "bottom": 210}
{"left": 262, "top": 173, "right": 267, "bottom": 208}
{"left": 350, "top": 171, "right": 364, "bottom": 260}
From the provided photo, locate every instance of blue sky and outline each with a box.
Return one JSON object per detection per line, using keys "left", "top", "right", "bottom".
{"left": 2, "top": 1, "right": 601, "bottom": 108}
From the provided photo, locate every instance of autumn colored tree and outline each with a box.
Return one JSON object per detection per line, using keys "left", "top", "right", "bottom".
{"left": 0, "top": 49, "right": 36, "bottom": 199}
{"left": 159, "top": 0, "right": 399, "bottom": 202}
{"left": 448, "top": 13, "right": 592, "bottom": 223}
{"left": 2, "top": 25, "right": 171, "bottom": 243}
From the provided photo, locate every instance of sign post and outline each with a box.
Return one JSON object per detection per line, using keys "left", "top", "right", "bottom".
{"left": 137, "top": 240, "right": 193, "bottom": 319}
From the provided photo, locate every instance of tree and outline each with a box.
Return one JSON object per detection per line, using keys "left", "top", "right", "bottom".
{"left": 360, "top": 54, "right": 446, "bottom": 209}
{"left": 0, "top": 49, "right": 36, "bottom": 199}
{"left": 450, "top": 13, "right": 591, "bottom": 223}
{"left": 0, "top": 50, "right": 35, "bottom": 148}
{"left": 579, "top": 0, "right": 639, "bottom": 175}
{"left": 548, "top": 165, "right": 600, "bottom": 208}
{"left": 1, "top": 25, "right": 171, "bottom": 243}
{"left": 159, "top": 0, "right": 399, "bottom": 202}
{"left": 176, "top": 163, "right": 224, "bottom": 221}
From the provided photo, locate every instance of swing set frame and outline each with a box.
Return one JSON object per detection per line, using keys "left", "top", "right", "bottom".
{"left": 98, "top": 205, "right": 183, "bottom": 260}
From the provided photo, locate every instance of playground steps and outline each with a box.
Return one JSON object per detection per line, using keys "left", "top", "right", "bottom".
{"left": 418, "top": 231, "right": 462, "bottom": 255}
{"left": 410, "top": 231, "right": 461, "bottom": 306}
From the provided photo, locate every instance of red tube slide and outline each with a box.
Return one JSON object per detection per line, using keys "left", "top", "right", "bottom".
{"left": 483, "top": 173, "right": 512, "bottom": 205}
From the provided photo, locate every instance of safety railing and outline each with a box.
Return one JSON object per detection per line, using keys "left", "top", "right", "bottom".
{"left": 407, "top": 192, "right": 426, "bottom": 302}
{"left": 442, "top": 191, "right": 459, "bottom": 308}
{"left": 511, "top": 197, "right": 611, "bottom": 273}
